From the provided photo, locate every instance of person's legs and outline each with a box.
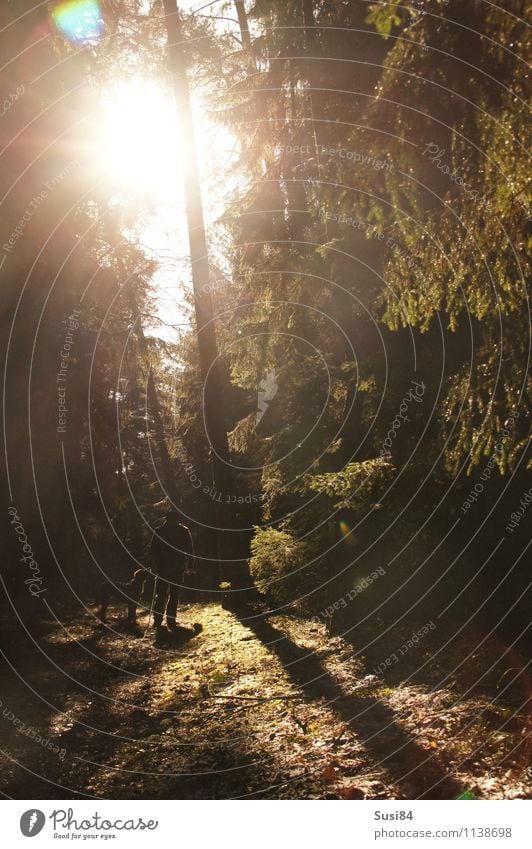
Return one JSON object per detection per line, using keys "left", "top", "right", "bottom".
{"left": 127, "top": 570, "right": 146, "bottom": 627}
{"left": 153, "top": 578, "right": 168, "bottom": 631}
{"left": 166, "top": 582, "right": 179, "bottom": 630}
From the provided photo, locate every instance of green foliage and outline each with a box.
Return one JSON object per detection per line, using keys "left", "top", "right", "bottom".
{"left": 249, "top": 527, "right": 316, "bottom": 605}
{"left": 308, "top": 458, "right": 394, "bottom": 510}
{"left": 365, "top": 3, "right": 405, "bottom": 38}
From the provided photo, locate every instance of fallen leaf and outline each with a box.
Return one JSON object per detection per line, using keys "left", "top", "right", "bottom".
{"left": 321, "top": 765, "right": 339, "bottom": 783}
{"left": 339, "top": 784, "right": 365, "bottom": 799}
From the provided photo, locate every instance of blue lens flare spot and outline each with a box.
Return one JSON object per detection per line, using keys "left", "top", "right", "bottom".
{"left": 51, "top": 1, "right": 105, "bottom": 46}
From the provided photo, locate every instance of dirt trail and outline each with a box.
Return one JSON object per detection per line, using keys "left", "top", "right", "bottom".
{"left": 0, "top": 602, "right": 530, "bottom": 799}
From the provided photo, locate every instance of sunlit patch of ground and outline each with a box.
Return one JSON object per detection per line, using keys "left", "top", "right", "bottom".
{"left": 0, "top": 602, "right": 529, "bottom": 799}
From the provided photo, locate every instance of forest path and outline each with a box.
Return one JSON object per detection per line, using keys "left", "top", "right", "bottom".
{"left": 0, "top": 602, "right": 530, "bottom": 799}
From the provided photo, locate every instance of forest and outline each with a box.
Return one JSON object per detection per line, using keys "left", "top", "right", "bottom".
{"left": 0, "top": 0, "right": 530, "bottom": 802}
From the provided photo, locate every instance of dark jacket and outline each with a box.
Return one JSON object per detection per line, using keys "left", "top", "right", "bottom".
{"left": 150, "top": 521, "right": 193, "bottom": 578}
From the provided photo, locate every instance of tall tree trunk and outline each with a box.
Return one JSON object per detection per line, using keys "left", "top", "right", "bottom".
{"left": 233, "top": 0, "right": 256, "bottom": 146}
{"left": 234, "top": 0, "right": 252, "bottom": 53}
{"left": 162, "top": 1, "right": 251, "bottom": 590}
{"left": 162, "top": 1, "right": 232, "bottom": 496}
{"left": 300, "top": 0, "right": 323, "bottom": 151}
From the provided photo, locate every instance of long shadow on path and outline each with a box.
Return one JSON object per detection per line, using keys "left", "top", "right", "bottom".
{"left": 235, "top": 610, "right": 463, "bottom": 799}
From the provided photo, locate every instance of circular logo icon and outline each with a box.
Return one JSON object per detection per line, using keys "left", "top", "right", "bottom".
{"left": 20, "top": 810, "right": 46, "bottom": 837}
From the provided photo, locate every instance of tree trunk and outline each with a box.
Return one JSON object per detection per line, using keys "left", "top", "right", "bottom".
{"left": 234, "top": 1, "right": 251, "bottom": 53}
{"left": 162, "top": 1, "right": 252, "bottom": 590}
{"left": 162, "top": 1, "right": 232, "bottom": 495}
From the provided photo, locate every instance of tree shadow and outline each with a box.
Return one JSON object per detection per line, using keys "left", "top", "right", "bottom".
{"left": 234, "top": 609, "right": 463, "bottom": 799}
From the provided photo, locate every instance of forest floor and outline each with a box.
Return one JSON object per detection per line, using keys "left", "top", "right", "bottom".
{"left": 0, "top": 601, "right": 530, "bottom": 800}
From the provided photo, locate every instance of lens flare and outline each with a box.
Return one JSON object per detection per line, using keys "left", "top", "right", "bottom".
{"left": 51, "top": 1, "right": 105, "bottom": 45}
{"left": 339, "top": 520, "right": 356, "bottom": 545}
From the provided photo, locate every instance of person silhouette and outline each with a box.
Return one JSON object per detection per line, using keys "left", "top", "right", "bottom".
{"left": 150, "top": 510, "right": 194, "bottom": 639}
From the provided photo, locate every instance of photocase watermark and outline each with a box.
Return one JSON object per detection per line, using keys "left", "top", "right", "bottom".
{"left": 49, "top": 807, "right": 158, "bottom": 834}
{"left": 2, "top": 158, "right": 79, "bottom": 255}
{"left": 200, "top": 276, "right": 226, "bottom": 296}
{"left": 18, "top": 807, "right": 159, "bottom": 837}
{"left": 20, "top": 809, "right": 46, "bottom": 837}
{"left": 505, "top": 487, "right": 532, "bottom": 534}
{"left": 278, "top": 143, "right": 394, "bottom": 173}
{"left": 461, "top": 410, "right": 520, "bottom": 514}
{"left": 175, "top": 437, "right": 268, "bottom": 505}
{"left": 422, "top": 142, "right": 480, "bottom": 202}
{"left": 379, "top": 379, "right": 426, "bottom": 458}
{"left": 8, "top": 505, "right": 46, "bottom": 597}
{"left": 256, "top": 369, "right": 278, "bottom": 424}
{"left": 56, "top": 309, "right": 81, "bottom": 433}
{"left": 0, "top": 698, "right": 66, "bottom": 762}
{"left": 311, "top": 566, "right": 386, "bottom": 624}
{"left": 0, "top": 83, "right": 24, "bottom": 118}
{"left": 173, "top": 370, "right": 277, "bottom": 504}
{"left": 423, "top": 141, "right": 531, "bottom": 222}
{"left": 374, "top": 620, "right": 436, "bottom": 676}
{"left": 318, "top": 206, "right": 442, "bottom": 314}
{"left": 318, "top": 208, "right": 418, "bottom": 271}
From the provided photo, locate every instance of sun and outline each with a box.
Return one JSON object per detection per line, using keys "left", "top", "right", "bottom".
{"left": 99, "top": 79, "right": 182, "bottom": 197}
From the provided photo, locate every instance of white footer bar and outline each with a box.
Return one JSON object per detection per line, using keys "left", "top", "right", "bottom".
{"left": 4, "top": 799, "right": 530, "bottom": 848}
